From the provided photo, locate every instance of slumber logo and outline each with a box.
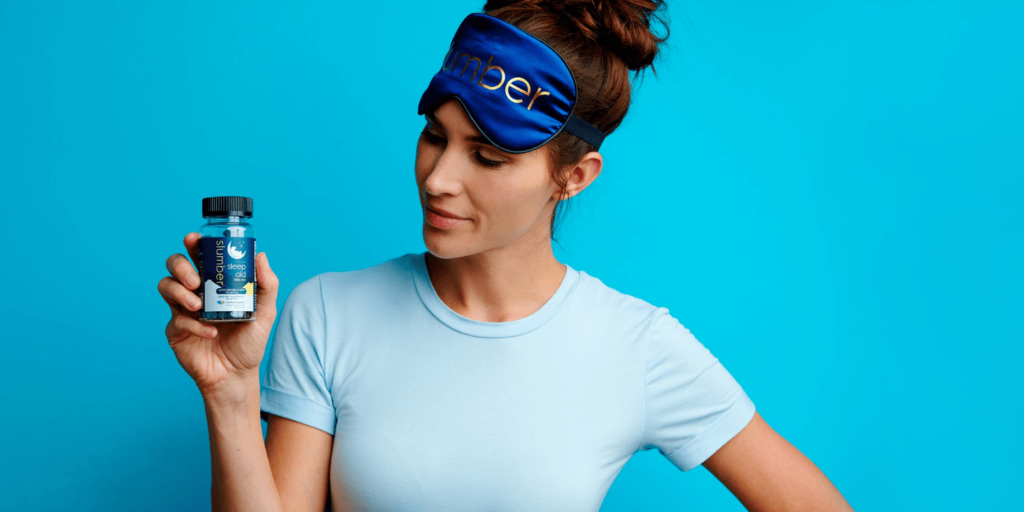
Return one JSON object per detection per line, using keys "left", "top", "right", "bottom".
{"left": 226, "top": 241, "right": 246, "bottom": 259}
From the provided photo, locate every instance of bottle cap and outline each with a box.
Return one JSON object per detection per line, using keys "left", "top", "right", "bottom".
{"left": 202, "top": 196, "right": 253, "bottom": 218}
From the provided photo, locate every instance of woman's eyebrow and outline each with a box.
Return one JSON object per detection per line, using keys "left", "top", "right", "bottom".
{"left": 466, "top": 133, "right": 496, "bottom": 146}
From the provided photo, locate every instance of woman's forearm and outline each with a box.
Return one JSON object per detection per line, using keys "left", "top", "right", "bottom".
{"left": 202, "top": 376, "right": 284, "bottom": 512}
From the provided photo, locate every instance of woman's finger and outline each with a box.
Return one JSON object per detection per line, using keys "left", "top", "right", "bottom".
{"left": 183, "top": 232, "right": 202, "bottom": 272}
{"left": 158, "top": 285, "right": 187, "bottom": 316}
{"left": 166, "top": 253, "right": 201, "bottom": 290}
{"left": 158, "top": 275, "right": 203, "bottom": 311}
{"left": 166, "top": 312, "right": 218, "bottom": 340}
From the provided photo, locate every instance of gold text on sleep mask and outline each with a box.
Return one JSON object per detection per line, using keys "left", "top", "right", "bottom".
{"left": 441, "top": 48, "right": 553, "bottom": 111}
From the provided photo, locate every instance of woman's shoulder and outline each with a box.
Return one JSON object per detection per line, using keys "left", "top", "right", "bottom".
{"left": 318, "top": 252, "right": 415, "bottom": 287}
{"left": 284, "top": 252, "right": 418, "bottom": 307}
{"left": 571, "top": 267, "right": 665, "bottom": 326}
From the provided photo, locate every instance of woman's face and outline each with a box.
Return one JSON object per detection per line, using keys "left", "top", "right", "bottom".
{"left": 415, "top": 99, "right": 565, "bottom": 259}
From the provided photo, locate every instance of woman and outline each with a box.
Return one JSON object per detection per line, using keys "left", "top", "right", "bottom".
{"left": 159, "top": 1, "right": 854, "bottom": 510}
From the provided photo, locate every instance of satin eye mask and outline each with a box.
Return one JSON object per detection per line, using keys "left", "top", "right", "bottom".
{"left": 417, "top": 12, "right": 606, "bottom": 154}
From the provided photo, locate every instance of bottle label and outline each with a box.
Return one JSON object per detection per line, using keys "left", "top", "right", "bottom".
{"left": 198, "top": 237, "right": 257, "bottom": 313}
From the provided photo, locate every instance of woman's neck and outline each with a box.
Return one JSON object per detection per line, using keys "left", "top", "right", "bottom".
{"left": 424, "top": 244, "right": 566, "bottom": 324}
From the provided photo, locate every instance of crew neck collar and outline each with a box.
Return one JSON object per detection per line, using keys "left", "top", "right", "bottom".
{"left": 409, "top": 251, "right": 579, "bottom": 338}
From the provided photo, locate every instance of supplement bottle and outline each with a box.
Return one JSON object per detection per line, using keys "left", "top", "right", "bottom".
{"left": 196, "top": 196, "right": 257, "bottom": 323}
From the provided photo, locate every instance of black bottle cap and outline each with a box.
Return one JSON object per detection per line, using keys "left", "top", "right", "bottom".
{"left": 202, "top": 196, "right": 253, "bottom": 218}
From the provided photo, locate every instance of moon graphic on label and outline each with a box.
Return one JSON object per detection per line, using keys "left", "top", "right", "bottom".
{"left": 227, "top": 241, "right": 246, "bottom": 259}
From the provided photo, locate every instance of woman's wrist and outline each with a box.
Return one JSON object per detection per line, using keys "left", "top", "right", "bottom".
{"left": 200, "top": 373, "right": 262, "bottom": 410}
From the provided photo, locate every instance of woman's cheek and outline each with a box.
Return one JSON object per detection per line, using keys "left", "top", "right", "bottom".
{"left": 414, "top": 155, "right": 437, "bottom": 187}
{"left": 494, "top": 196, "right": 534, "bottom": 234}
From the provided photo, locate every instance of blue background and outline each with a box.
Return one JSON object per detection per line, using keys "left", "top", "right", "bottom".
{"left": 1, "top": 0, "right": 1020, "bottom": 510}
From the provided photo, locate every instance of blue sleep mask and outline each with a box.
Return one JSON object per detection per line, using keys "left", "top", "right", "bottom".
{"left": 417, "top": 12, "right": 606, "bottom": 154}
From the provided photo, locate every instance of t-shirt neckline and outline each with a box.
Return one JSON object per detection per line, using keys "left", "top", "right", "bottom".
{"left": 409, "top": 251, "right": 579, "bottom": 338}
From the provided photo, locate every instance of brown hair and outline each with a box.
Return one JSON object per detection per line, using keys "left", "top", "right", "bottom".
{"left": 482, "top": 0, "right": 670, "bottom": 242}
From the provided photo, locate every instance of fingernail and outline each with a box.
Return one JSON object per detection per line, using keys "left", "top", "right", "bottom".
{"left": 190, "top": 298, "right": 202, "bottom": 310}
{"left": 188, "top": 274, "right": 200, "bottom": 288}
{"left": 205, "top": 327, "right": 217, "bottom": 337}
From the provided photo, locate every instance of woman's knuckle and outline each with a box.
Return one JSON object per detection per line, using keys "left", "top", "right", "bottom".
{"left": 172, "top": 257, "right": 190, "bottom": 276}
{"left": 161, "top": 278, "right": 180, "bottom": 297}
{"left": 173, "top": 314, "right": 189, "bottom": 329}
{"left": 165, "top": 253, "right": 181, "bottom": 270}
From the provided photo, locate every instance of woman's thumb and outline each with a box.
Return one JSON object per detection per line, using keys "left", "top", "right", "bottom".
{"left": 256, "top": 252, "right": 280, "bottom": 322}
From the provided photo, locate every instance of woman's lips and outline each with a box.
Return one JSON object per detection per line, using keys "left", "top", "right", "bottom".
{"left": 425, "top": 207, "right": 469, "bottom": 229}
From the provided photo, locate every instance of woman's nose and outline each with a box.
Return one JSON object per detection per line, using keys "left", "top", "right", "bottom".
{"left": 424, "top": 148, "right": 466, "bottom": 197}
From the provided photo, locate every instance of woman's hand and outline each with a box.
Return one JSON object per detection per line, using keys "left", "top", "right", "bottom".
{"left": 158, "top": 232, "right": 280, "bottom": 397}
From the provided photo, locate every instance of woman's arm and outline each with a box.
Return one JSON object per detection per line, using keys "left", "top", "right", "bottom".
{"left": 160, "top": 233, "right": 333, "bottom": 512}
{"left": 264, "top": 413, "right": 335, "bottom": 511}
{"left": 702, "top": 412, "right": 854, "bottom": 511}
{"left": 203, "top": 377, "right": 283, "bottom": 512}
{"left": 203, "top": 379, "right": 335, "bottom": 512}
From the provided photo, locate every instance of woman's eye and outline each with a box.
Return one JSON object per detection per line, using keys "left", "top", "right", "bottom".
{"left": 421, "top": 129, "right": 446, "bottom": 145}
{"left": 421, "top": 126, "right": 502, "bottom": 168}
{"left": 475, "top": 153, "right": 503, "bottom": 168}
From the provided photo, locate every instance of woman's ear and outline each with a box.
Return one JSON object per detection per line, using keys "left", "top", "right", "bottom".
{"left": 555, "top": 151, "right": 603, "bottom": 201}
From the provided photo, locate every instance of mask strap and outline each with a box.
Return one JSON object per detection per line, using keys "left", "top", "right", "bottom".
{"left": 563, "top": 114, "right": 606, "bottom": 151}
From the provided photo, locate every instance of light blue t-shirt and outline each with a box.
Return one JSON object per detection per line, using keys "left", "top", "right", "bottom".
{"left": 260, "top": 252, "right": 755, "bottom": 511}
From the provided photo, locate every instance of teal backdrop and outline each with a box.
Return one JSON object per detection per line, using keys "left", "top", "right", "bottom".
{"left": 1, "top": 0, "right": 1021, "bottom": 510}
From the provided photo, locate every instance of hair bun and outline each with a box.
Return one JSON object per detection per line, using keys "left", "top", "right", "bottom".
{"left": 481, "top": 0, "right": 671, "bottom": 158}
{"left": 543, "top": 0, "right": 668, "bottom": 72}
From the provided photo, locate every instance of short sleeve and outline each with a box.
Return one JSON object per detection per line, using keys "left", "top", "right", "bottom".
{"left": 639, "top": 307, "right": 755, "bottom": 471}
{"left": 259, "top": 274, "right": 337, "bottom": 435}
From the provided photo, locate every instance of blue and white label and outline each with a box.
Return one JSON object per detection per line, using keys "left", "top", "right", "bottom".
{"left": 198, "top": 236, "right": 256, "bottom": 313}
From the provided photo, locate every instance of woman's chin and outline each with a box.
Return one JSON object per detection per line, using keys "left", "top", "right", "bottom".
{"left": 422, "top": 229, "right": 472, "bottom": 259}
